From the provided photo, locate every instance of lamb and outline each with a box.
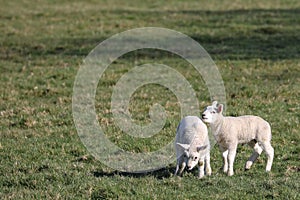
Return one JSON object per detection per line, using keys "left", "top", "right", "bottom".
{"left": 202, "top": 101, "right": 274, "bottom": 176}
{"left": 174, "top": 116, "right": 211, "bottom": 178}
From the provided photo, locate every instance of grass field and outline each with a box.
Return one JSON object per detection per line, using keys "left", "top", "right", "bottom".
{"left": 1, "top": 0, "right": 299, "bottom": 199}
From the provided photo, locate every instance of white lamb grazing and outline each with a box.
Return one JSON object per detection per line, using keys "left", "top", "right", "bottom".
{"left": 174, "top": 116, "right": 211, "bottom": 178}
{"left": 202, "top": 101, "right": 274, "bottom": 176}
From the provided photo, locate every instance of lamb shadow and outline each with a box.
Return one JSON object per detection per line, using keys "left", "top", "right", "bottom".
{"left": 92, "top": 166, "right": 175, "bottom": 179}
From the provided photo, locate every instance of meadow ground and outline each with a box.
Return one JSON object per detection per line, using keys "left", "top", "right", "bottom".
{"left": 0, "top": 0, "right": 299, "bottom": 199}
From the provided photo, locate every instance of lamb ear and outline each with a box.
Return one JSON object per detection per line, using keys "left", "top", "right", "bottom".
{"left": 217, "top": 104, "right": 223, "bottom": 114}
{"left": 176, "top": 143, "right": 190, "bottom": 150}
{"left": 196, "top": 145, "right": 207, "bottom": 152}
{"left": 212, "top": 101, "right": 218, "bottom": 107}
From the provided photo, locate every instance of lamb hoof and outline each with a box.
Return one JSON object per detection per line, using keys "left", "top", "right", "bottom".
{"left": 222, "top": 166, "right": 228, "bottom": 174}
{"left": 227, "top": 171, "right": 234, "bottom": 176}
{"left": 245, "top": 161, "right": 253, "bottom": 170}
{"left": 198, "top": 174, "right": 205, "bottom": 179}
{"left": 266, "top": 166, "right": 272, "bottom": 172}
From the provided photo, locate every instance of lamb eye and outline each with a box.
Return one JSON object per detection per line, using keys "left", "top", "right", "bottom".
{"left": 212, "top": 111, "right": 216, "bottom": 114}
{"left": 194, "top": 157, "right": 198, "bottom": 160}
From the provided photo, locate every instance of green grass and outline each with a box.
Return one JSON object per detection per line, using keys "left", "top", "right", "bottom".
{"left": 0, "top": 0, "right": 299, "bottom": 199}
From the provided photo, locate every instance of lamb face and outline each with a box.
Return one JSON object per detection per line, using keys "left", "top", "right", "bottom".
{"left": 202, "top": 101, "right": 223, "bottom": 124}
{"left": 186, "top": 151, "right": 200, "bottom": 170}
{"left": 177, "top": 143, "right": 207, "bottom": 170}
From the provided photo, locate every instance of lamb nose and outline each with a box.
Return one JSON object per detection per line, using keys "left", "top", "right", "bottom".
{"left": 202, "top": 114, "right": 205, "bottom": 118}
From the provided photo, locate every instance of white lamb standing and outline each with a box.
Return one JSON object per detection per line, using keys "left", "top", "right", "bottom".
{"left": 202, "top": 101, "right": 274, "bottom": 176}
{"left": 174, "top": 116, "right": 211, "bottom": 178}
